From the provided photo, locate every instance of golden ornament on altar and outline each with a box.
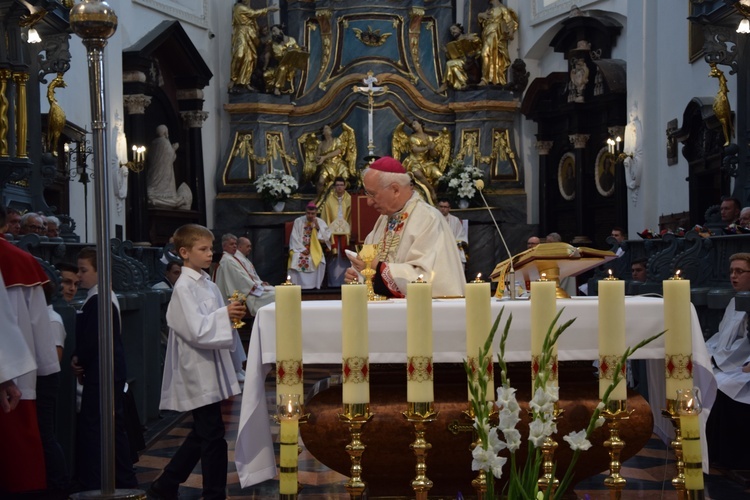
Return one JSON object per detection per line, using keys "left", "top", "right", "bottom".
{"left": 358, "top": 244, "right": 386, "bottom": 301}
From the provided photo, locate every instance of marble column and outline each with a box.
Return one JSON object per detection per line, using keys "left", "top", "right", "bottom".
{"left": 535, "top": 140, "right": 553, "bottom": 237}
{"left": 179, "top": 103, "right": 209, "bottom": 226}
{"left": 569, "top": 133, "right": 590, "bottom": 239}
{"left": 123, "top": 75, "right": 152, "bottom": 241}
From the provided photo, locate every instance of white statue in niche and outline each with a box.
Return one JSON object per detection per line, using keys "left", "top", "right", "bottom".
{"left": 146, "top": 124, "right": 193, "bottom": 210}
{"left": 623, "top": 106, "right": 643, "bottom": 205}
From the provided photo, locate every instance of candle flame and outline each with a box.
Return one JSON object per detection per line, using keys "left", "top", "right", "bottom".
{"left": 540, "top": 273, "right": 547, "bottom": 281}
{"left": 670, "top": 269, "right": 683, "bottom": 280}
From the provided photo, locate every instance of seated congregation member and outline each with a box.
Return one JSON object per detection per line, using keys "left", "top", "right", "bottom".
{"left": 149, "top": 224, "right": 246, "bottom": 500}
{"left": 344, "top": 156, "right": 465, "bottom": 297}
{"left": 71, "top": 247, "right": 137, "bottom": 490}
{"left": 152, "top": 260, "right": 182, "bottom": 290}
{"left": 288, "top": 202, "right": 331, "bottom": 289}
{"left": 705, "top": 252, "right": 750, "bottom": 470}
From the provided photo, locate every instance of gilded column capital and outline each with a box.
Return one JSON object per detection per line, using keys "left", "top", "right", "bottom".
{"left": 12, "top": 72, "right": 30, "bottom": 84}
{"left": 123, "top": 94, "right": 152, "bottom": 115}
{"left": 535, "top": 141, "right": 554, "bottom": 155}
{"left": 181, "top": 110, "right": 209, "bottom": 128}
{"left": 568, "top": 134, "right": 590, "bottom": 149}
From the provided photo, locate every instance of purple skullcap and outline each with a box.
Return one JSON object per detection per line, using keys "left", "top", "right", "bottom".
{"left": 369, "top": 156, "right": 406, "bottom": 174}
{"left": 306, "top": 201, "right": 318, "bottom": 210}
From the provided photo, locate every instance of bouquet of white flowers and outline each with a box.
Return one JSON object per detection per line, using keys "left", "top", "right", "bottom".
{"left": 254, "top": 170, "right": 298, "bottom": 203}
{"left": 441, "top": 160, "right": 484, "bottom": 203}
{"left": 465, "top": 308, "right": 664, "bottom": 499}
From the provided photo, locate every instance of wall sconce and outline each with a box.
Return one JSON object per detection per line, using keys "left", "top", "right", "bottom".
{"left": 735, "top": 0, "right": 750, "bottom": 33}
{"left": 120, "top": 144, "right": 146, "bottom": 172}
{"left": 606, "top": 131, "right": 633, "bottom": 163}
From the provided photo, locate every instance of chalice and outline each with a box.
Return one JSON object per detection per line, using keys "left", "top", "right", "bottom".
{"left": 358, "top": 244, "right": 386, "bottom": 301}
{"left": 228, "top": 290, "right": 247, "bottom": 329}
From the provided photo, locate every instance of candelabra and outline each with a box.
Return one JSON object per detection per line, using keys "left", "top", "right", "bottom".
{"left": 606, "top": 134, "right": 633, "bottom": 164}
{"left": 537, "top": 405, "right": 563, "bottom": 494}
{"left": 120, "top": 144, "right": 146, "bottom": 172}
{"left": 602, "top": 399, "right": 632, "bottom": 499}
{"left": 338, "top": 403, "right": 373, "bottom": 500}
{"left": 403, "top": 402, "right": 438, "bottom": 500}
{"left": 662, "top": 399, "right": 687, "bottom": 497}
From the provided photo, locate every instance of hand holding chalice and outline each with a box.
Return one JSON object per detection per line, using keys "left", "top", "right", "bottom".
{"left": 228, "top": 290, "right": 247, "bottom": 329}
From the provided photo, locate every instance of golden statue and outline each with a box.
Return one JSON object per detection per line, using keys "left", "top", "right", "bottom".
{"left": 477, "top": 0, "right": 518, "bottom": 86}
{"left": 46, "top": 73, "right": 66, "bottom": 156}
{"left": 300, "top": 123, "right": 357, "bottom": 198}
{"left": 391, "top": 119, "right": 451, "bottom": 187}
{"left": 228, "top": 1, "right": 278, "bottom": 93}
{"left": 437, "top": 23, "right": 481, "bottom": 92}
{"left": 709, "top": 63, "right": 734, "bottom": 147}
{"left": 263, "top": 25, "right": 308, "bottom": 96}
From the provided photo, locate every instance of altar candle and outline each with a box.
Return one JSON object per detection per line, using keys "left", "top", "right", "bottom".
{"left": 680, "top": 413, "right": 704, "bottom": 490}
{"left": 663, "top": 274, "right": 693, "bottom": 398}
{"left": 598, "top": 276, "right": 626, "bottom": 400}
{"left": 530, "top": 279, "right": 557, "bottom": 386}
{"left": 342, "top": 283, "right": 369, "bottom": 405}
{"left": 465, "top": 276, "right": 494, "bottom": 401}
{"left": 279, "top": 418, "right": 299, "bottom": 494}
{"left": 276, "top": 282, "right": 304, "bottom": 402}
{"left": 407, "top": 278, "right": 434, "bottom": 403}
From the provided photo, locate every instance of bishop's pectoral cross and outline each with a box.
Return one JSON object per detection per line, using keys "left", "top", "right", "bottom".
{"left": 352, "top": 71, "right": 387, "bottom": 157}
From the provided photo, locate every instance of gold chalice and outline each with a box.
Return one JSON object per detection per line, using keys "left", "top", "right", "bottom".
{"left": 356, "top": 244, "right": 386, "bottom": 301}
{"left": 228, "top": 290, "right": 247, "bottom": 329}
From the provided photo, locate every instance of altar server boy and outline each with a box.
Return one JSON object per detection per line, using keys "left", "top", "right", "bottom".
{"left": 149, "top": 224, "right": 246, "bottom": 500}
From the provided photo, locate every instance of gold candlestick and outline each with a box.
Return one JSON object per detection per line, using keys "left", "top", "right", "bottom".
{"left": 602, "top": 399, "right": 632, "bottom": 499}
{"left": 537, "top": 405, "right": 563, "bottom": 494}
{"left": 403, "top": 402, "right": 438, "bottom": 500}
{"left": 662, "top": 399, "right": 687, "bottom": 498}
{"left": 359, "top": 244, "right": 386, "bottom": 301}
{"left": 228, "top": 290, "right": 247, "bottom": 329}
{"left": 339, "top": 403, "right": 373, "bottom": 500}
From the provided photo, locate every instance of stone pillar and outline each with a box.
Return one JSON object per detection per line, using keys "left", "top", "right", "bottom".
{"left": 535, "top": 140, "right": 553, "bottom": 236}
{"left": 179, "top": 101, "right": 209, "bottom": 226}
{"left": 569, "top": 133, "right": 590, "bottom": 238}
{"left": 123, "top": 89, "right": 152, "bottom": 242}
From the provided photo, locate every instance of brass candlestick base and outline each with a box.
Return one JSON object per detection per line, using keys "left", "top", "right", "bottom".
{"left": 537, "top": 406, "right": 563, "bottom": 494}
{"left": 403, "top": 402, "right": 438, "bottom": 500}
{"left": 339, "top": 403, "right": 373, "bottom": 500}
{"left": 662, "top": 399, "right": 686, "bottom": 496}
{"left": 602, "top": 399, "right": 633, "bottom": 499}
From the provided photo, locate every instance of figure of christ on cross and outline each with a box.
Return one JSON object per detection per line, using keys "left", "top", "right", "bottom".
{"left": 352, "top": 71, "right": 387, "bottom": 158}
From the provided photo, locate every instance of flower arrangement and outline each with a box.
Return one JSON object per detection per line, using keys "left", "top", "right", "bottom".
{"left": 253, "top": 170, "right": 298, "bottom": 203}
{"left": 464, "top": 308, "right": 664, "bottom": 499}
{"left": 440, "top": 159, "right": 484, "bottom": 202}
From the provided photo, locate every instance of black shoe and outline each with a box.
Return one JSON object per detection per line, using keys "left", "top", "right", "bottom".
{"left": 147, "top": 480, "right": 179, "bottom": 500}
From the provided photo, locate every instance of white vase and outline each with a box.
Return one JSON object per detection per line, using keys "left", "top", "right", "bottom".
{"left": 272, "top": 201, "right": 285, "bottom": 212}
{"left": 458, "top": 199, "right": 469, "bottom": 209}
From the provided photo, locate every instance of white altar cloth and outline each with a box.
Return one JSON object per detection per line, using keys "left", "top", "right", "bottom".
{"left": 235, "top": 296, "right": 716, "bottom": 487}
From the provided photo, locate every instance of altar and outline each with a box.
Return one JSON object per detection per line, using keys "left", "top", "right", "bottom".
{"left": 235, "top": 297, "right": 716, "bottom": 491}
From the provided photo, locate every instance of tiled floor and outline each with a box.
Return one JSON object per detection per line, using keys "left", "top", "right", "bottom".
{"left": 135, "top": 368, "right": 750, "bottom": 499}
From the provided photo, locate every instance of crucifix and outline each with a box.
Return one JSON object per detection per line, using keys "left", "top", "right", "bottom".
{"left": 352, "top": 71, "right": 387, "bottom": 157}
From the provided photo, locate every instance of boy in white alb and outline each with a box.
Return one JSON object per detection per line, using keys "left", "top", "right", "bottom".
{"left": 149, "top": 224, "right": 246, "bottom": 500}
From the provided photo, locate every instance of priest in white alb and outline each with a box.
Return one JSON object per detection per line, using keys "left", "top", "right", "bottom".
{"left": 345, "top": 156, "right": 466, "bottom": 297}
{"left": 288, "top": 202, "right": 332, "bottom": 289}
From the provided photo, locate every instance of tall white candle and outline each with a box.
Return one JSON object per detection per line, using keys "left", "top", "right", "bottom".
{"left": 465, "top": 278, "right": 494, "bottom": 401}
{"left": 681, "top": 413, "right": 704, "bottom": 490}
{"left": 598, "top": 277, "right": 626, "bottom": 400}
{"left": 342, "top": 283, "right": 369, "bottom": 404}
{"left": 407, "top": 279, "right": 434, "bottom": 403}
{"left": 663, "top": 275, "right": 693, "bottom": 398}
{"left": 530, "top": 279, "right": 557, "bottom": 387}
{"left": 276, "top": 283, "right": 304, "bottom": 403}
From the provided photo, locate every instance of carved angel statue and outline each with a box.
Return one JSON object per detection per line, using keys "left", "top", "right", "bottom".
{"left": 300, "top": 123, "right": 357, "bottom": 198}
{"left": 392, "top": 119, "right": 451, "bottom": 187}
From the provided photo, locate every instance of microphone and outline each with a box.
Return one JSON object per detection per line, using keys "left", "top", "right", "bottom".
{"left": 475, "top": 179, "right": 518, "bottom": 299}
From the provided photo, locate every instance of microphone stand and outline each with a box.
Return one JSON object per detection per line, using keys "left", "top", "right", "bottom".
{"left": 476, "top": 181, "right": 517, "bottom": 299}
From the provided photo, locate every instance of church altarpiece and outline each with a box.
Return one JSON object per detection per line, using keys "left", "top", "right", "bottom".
{"left": 217, "top": 1, "right": 530, "bottom": 284}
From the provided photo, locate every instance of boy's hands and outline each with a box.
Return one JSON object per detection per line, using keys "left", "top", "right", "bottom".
{"left": 228, "top": 300, "right": 247, "bottom": 321}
